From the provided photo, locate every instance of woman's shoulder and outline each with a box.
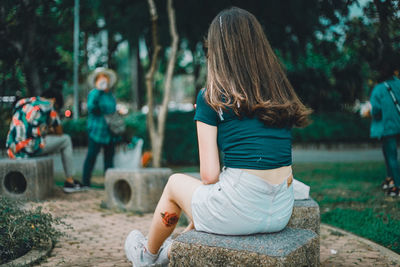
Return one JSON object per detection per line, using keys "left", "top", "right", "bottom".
{"left": 196, "top": 88, "right": 211, "bottom": 108}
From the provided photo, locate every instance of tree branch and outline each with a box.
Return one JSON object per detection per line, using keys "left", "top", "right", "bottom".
{"left": 158, "top": 0, "right": 179, "bottom": 136}
{"left": 145, "top": 0, "right": 161, "bottom": 156}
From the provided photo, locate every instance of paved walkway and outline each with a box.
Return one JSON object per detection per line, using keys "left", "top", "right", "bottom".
{"left": 31, "top": 189, "right": 399, "bottom": 267}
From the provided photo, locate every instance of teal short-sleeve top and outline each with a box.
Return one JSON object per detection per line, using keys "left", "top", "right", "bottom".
{"left": 194, "top": 89, "right": 292, "bottom": 170}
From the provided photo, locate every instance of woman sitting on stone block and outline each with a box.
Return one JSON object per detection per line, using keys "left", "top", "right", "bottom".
{"left": 125, "top": 7, "right": 312, "bottom": 266}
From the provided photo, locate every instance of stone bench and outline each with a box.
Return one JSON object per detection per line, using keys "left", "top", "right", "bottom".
{"left": 287, "top": 198, "right": 320, "bottom": 235}
{"left": 170, "top": 198, "right": 320, "bottom": 266}
{"left": 105, "top": 168, "right": 172, "bottom": 213}
{"left": 170, "top": 228, "right": 319, "bottom": 266}
{"left": 0, "top": 157, "right": 54, "bottom": 201}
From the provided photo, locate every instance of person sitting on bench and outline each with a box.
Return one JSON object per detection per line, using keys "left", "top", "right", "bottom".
{"left": 6, "top": 89, "right": 85, "bottom": 193}
{"left": 124, "top": 7, "right": 312, "bottom": 266}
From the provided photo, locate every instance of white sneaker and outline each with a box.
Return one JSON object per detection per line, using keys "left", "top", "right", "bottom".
{"left": 125, "top": 230, "right": 157, "bottom": 267}
{"left": 154, "top": 237, "right": 173, "bottom": 267}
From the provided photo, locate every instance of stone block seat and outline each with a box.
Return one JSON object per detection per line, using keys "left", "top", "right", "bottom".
{"left": 287, "top": 198, "right": 320, "bottom": 235}
{"left": 105, "top": 168, "right": 172, "bottom": 213}
{"left": 171, "top": 198, "right": 320, "bottom": 267}
{"left": 0, "top": 157, "right": 54, "bottom": 201}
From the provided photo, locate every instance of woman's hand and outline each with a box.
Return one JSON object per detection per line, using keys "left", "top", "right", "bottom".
{"left": 196, "top": 121, "right": 220, "bottom": 184}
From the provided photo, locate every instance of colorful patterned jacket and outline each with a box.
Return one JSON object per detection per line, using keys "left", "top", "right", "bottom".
{"left": 6, "top": 97, "right": 61, "bottom": 158}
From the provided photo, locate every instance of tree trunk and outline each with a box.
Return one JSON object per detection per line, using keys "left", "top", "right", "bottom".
{"left": 373, "top": 0, "right": 393, "bottom": 61}
{"left": 23, "top": 59, "right": 42, "bottom": 96}
{"left": 19, "top": 2, "right": 42, "bottom": 96}
{"left": 137, "top": 40, "right": 145, "bottom": 109}
{"left": 146, "top": 0, "right": 179, "bottom": 167}
{"left": 130, "top": 40, "right": 139, "bottom": 111}
{"left": 146, "top": 0, "right": 162, "bottom": 167}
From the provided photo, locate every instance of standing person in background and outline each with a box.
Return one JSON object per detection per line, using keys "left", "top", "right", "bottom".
{"left": 6, "top": 89, "right": 84, "bottom": 193}
{"left": 82, "top": 67, "right": 119, "bottom": 187}
{"left": 364, "top": 67, "right": 400, "bottom": 197}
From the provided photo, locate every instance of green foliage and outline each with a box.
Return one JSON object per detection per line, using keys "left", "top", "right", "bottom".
{"left": 60, "top": 111, "right": 373, "bottom": 165}
{"left": 0, "top": 110, "right": 374, "bottom": 163}
{"left": 0, "top": 106, "right": 12, "bottom": 149}
{"left": 292, "top": 112, "right": 371, "bottom": 143}
{"left": 293, "top": 161, "right": 400, "bottom": 253}
{"left": 0, "top": 196, "right": 66, "bottom": 264}
{"left": 344, "top": 1, "right": 400, "bottom": 81}
{"left": 163, "top": 111, "right": 198, "bottom": 165}
{"left": 62, "top": 111, "right": 199, "bottom": 165}
{"left": 0, "top": 0, "right": 72, "bottom": 96}
{"left": 62, "top": 117, "right": 88, "bottom": 147}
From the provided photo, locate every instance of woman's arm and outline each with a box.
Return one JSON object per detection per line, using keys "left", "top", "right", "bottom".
{"left": 370, "top": 85, "right": 382, "bottom": 120}
{"left": 87, "top": 90, "right": 102, "bottom": 115}
{"left": 196, "top": 121, "right": 220, "bottom": 184}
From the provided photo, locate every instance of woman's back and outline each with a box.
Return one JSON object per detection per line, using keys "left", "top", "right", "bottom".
{"left": 195, "top": 89, "right": 292, "bottom": 171}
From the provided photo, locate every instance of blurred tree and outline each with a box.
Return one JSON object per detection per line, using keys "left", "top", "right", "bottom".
{"left": 0, "top": 0, "right": 71, "bottom": 96}
{"left": 2, "top": 0, "right": 399, "bottom": 115}
{"left": 344, "top": 0, "right": 400, "bottom": 85}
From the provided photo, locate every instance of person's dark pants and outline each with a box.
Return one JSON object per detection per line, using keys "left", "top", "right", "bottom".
{"left": 382, "top": 135, "right": 400, "bottom": 187}
{"left": 83, "top": 138, "right": 115, "bottom": 187}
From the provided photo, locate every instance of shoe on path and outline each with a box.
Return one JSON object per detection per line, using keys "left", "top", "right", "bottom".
{"left": 381, "top": 177, "right": 395, "bottom": 190}
{"left": 125, "top": 230, "right": 158, "bottom": 267}
{"left": 63, "top": 180, "right": 87, "bottom": 193}
{"left": 387, "top": 186, "right": 399, "bottom": 197}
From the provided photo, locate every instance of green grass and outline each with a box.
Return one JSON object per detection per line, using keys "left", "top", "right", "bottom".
{"left": 293, "top": 161, "right": 400, "bottom": 253}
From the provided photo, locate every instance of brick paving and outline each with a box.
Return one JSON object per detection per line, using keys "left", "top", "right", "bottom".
{"left": 31, "top": 188, "right": 399, "bottom": 267}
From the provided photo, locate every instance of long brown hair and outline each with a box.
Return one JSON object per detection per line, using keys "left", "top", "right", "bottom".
{"left": 205, "top": 7, "right": 311, "bottom": 128}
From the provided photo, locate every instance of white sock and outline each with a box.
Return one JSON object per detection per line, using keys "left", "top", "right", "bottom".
{"left": 155, "top": 241, "right": 172, "bottom": 265}
{"left": 143, "top": 243, "right": 158, "bottom": 263}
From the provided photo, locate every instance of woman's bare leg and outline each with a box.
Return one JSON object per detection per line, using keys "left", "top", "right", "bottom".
{"left": 146, "top": 173, "right": 202, "bottom": 254}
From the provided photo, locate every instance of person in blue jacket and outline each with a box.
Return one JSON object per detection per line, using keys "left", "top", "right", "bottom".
{"left": 368, "top": 68, "right": 400, "bottom": 197}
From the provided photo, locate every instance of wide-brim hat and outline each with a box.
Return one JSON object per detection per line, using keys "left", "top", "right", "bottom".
{"left": 87, "top": 67, "right": 118, "bottom": 88}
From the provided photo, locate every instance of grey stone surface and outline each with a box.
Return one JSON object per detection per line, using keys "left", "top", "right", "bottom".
{"left": 0, "top": 157, "right": 53, "bottom": 201}
{"left": 288, "top": 198, "right": 320, "bottom": 235}
{"left": 105, "top": 168, "right": 172, "bottom": 213}
{"left": 170, "top": 228, "right": 320, "bottom": 266}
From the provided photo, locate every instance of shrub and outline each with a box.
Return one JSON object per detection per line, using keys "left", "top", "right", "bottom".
{"left": 163, "top": 111, "right": 198, "bottom": 165}
{"left": 60, "top": 111, "right": 373, "bottom": 165}
{"left": 0, "top": 197, "right": 66, "bottom": 264}
{"left": 292, "top": 112, "right": 371, "bottom": 143}
{"left": 62, "top": 117, "right": 88, "bottom": 146}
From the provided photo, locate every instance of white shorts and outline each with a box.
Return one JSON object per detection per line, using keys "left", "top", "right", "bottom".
{"left": 191, "top": 167, "right": 294, "bottom": 235}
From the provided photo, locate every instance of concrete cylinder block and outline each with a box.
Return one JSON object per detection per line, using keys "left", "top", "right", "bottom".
{"left": 105, "top": 168, "right": 172, "bottom": 213}
{"left": 0, "top": 157, "right": 54, "bottom": 201}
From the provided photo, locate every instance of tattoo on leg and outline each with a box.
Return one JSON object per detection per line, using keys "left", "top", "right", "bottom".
{"left": 160, "top": 212, "right": 179, "bottom": 227}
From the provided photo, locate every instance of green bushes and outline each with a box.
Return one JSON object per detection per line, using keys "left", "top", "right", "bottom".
{"left": 292, "top": 112, "right": 371, "bottom": 143}
{"left": 61, "top": 111, "right": 372, "bottom": 165}
{"left": 0, "top": 197, "right": 65, "bottom": 264}
{"left": 62, "top": 117, "right": 88, "bottom": 146}
{"left": 162, "top": 111, "right": 198, "bottom": 165}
